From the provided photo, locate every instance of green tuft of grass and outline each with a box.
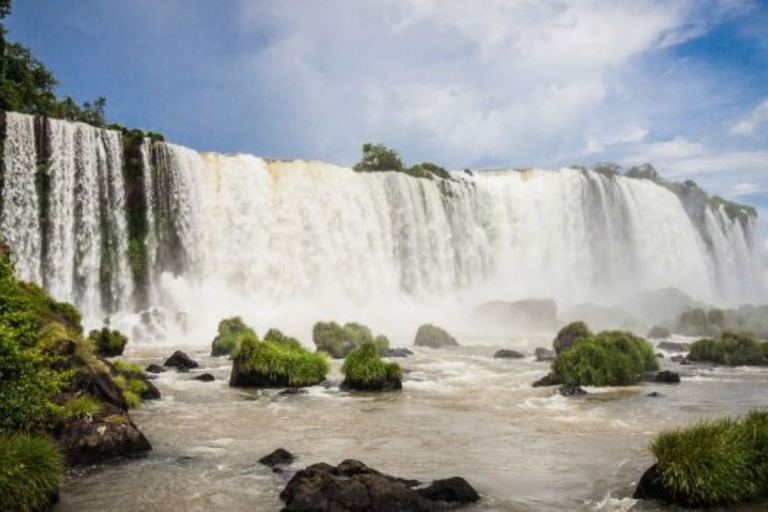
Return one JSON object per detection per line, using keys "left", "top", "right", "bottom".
{"left": 212, "top": 316, "right": 255, "bottom": 357}
{"left": 0, "top": 434, "right": 62, "bottom": 512}
{"left": 122, "top": 391, "right": 141, "bottom": 409}
{"left": 342, "top": 342, "right": 401, "bottom": 386}
{"left": 551, "top": 330, "right": 658, "bottom": 386}
{"left": 112, "top": 359, "right": 145, "bottom": 377}
{"left": 649, "top": 410, "right": 768, "bottom": 506}
{"left": 63, "top": 395, "right": 101, "bottom": 418}
{"left": 238, "top": 332, "right": 329, "bottom": 387}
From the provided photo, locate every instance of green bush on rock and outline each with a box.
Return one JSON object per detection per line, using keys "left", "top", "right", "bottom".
{"left": 413, "top": 324, "right": 457, "bottom": 349}
{"left": 688, "top": 330, "right": 765, "bottom": 366}
{"left": 553, "top": 321, "right": 591, "bottom": 354}
{"left": 0, "top": 434, "right": 62, "bottom": 512}
{"left": 312, "top": 321, "right": 388, "bottom": 358}
{"left": 341, "top": 342, "right": 402, "bottom": 392}
{"left": 211, "top": 316, "right": 254, "bottom": 357}
{"left": 550, "top": 331, "right": 658, "bottom": 387}
{"left": 230, "top": 332, "right": 329, "bottom": 388}
{"left": 87, "top": 327, "right": 128, "bottom": 357}
{"left": 636, "top": 410, "right": 768, "bottom": 507}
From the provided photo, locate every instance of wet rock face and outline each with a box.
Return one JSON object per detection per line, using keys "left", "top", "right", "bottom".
{"left": 340, "top": 376, "right": 402, "bottom": 392}
{"left": 163, "top": 350, "right": 199, "bottom": 370}
{"left": 380, "top": 348, "right": 414, "bottom": 358}
{"left": 57, "top": 404, "right": 152, "bottom": 466}
{"left": 494, "top": 349, "right": 525, "bottom": 359}
{"left": 532, "top": 374, "right": 555, "bottom": 387}
{"left": 558, "top": 385, "right": 587, "bottom": 397}
{"left": 259, "top": 448, "right": 294, "bottom": 468}
{"left": 145, "top": 364, "right": 165, "bottom": 374}
{"left": 279, "top": 459, "right": 479, "bottom": 511}
{"left": 633, "top": 464, "right": 676, "bottom": 504}
{"left": 653, "top": 370, "right": 681, "bottom": 384}
{"left": 193, "top": 373, "right": 215, "bottom": 382}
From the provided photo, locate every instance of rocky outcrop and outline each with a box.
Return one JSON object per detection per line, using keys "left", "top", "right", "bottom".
{"left": 534, "top": 347, "right": 555, "bottom": 361}
{"left": 259, "top": 448, "right": 294, "bottom": 468}
{"left": 493, "top": 349, "right": 525, "bottom": 359}
{"left": 532, "top": 374, "right": 555, "bottom": 387}
{"left": 633, "top": 464, "right": 676, "bottom": 503}
{"left": 279, "top": 459, "right": 479, "bottom": 511}
{"left": 163, "top": 350, "right": 199, "bottom": 371}
{"left": 558, "top": 385, "right": 586, "bottom": 397}
{"left": 653, "top": 370, "right": 681, "bottom": 384}
{"left": 658, "top": 341, "right": 691, "bottom": 352}
{"left": 56, "top": 403, "right": 152, "bottom": 466}
{"left": 413, "top": 324, "right": 458, "bottom": 348}
{"left": 145, "top": 364, "right": 165, "bottom": 374}
{"left": 381, "top": 348, "right": 414, "bottom": 358}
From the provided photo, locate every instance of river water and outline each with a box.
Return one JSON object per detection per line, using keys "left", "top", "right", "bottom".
{"left": 56, "top": 337, "right": 768, "bottom": 512}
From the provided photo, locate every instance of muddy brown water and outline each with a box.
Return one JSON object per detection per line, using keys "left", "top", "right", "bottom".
{"left": 56, "top": 338, "right": 768, "bottom": 512}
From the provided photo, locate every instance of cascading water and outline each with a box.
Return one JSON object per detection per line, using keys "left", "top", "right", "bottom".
{"left": 0, "top": 112, "right": 764, "bottom": 342}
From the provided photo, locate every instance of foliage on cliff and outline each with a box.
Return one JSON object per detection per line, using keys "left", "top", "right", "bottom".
{"left": 353, "top": 143, "right": 451, "bottom": 180}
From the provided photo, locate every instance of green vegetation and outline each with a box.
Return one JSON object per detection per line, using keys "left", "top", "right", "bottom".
{"left": 341, "top": 341, "right": 402, "bottom": 391}
{"left": 87, "top": 327, "right": 128, "bottom": 357}
{"left": 553, "top": 321, "right": 591, "bottom": 354}
{"left": 688, "top": 330, "right": 765, "bottom": 366}
{"left": 413, "top": 323, "right": 457, "bottom": 348}
{"left": 0, "top": 434, "right": 62, "bottom": 512}
{"left": 112, "top": 373, "right": 148, "bottom": 409}
{"left": 671, "top": 305, "right": 768, "bottom": 340}
{"left": 648, "top": 410, "right": 768, "bottom": 507}
{"left": 111, "top": 358, "right": 145, "bottom": 377}
{"left": 647, "top": 325, "right": 671, "bottom": 339}
{"left": 551, "top": 330, "right": 659, "bottom": 386}
{"left": 211, "top": 316, "right": 255, "bottom": 357}
{"left": 263, "top": 328, "right": 303, "bottom": 350}
{"left": 234, "top": 331, "right": 329, "bottom": 387}
{"left": 353, "top": 143, "right": 451, "bottom": 180}
{"left": 312, "top": 321, "right": 389, "bottom": 358}
{"left": 63, "top": 395, "right": 101, "bottom": 418}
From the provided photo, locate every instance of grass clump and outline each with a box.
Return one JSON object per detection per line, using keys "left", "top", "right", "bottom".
{"left": 688, "top": 330, "right": 765, "bottom": 366}
{"left": 233, "top": 332, "right": 329, "bottom": 387}
{"left": 341, "top": 341, "right": 402, "bottom": 391}
{"left": 312, "top": 321, "right": 388, "bottom": 358}
{"left": 112, "top": 372, "right": 148, "bottom": 409}
{"left": 211, "top": 316, "right": 255, "bottom": 357}
{"left": 63, "top": 396, "right": 101, "bottom": 418}
{"left": 87, "top": 327, "right": 128, "bottom": 357}
{"left": 551, "top": 331, "right": 659, "bottom": 386}
{"left": 0, "top": 434, "right": 63, "bottom": 512}
{"left": 553, "top": 321, "right": 592, "bottom": 354}
{"left": 111, "top": 359, "right": 145, "bottom": 377}
{"left": 648, "top": 410, "right": 768, "bottom": 507}
{"left": 413, "top": 324, "right": 457, "bottom": 348}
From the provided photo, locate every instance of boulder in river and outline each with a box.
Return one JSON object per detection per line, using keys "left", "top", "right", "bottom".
{"left": 558, "top": 384, "right": 587, "bottom": 397}
{"left": 413, "top": 324, "right": 458, "bottom": 348}
{"left": 653, "top": 370, "right": 681, "bottom": 384}
{"left": 279, "top": 459, "right": 479, "bottom": 511}
{"left": 534, "top": 347, "right": 555, "bottom": 361}
{"left": 259, "top": 448, "right": 295, "bottom": 468}
{"left": 164, "top": 350, "right": 199, "bottom": 370}
{"left": 380, "top": 347, "right": 414, "bottom": 358}
{"left": 145, "top": 364, "right": 165, "bottom": 374}
{"left": 193, "top": 373, "right": 215, "bottom": 382}
{"left": 532, "top": 374, "right": 555, "bottom": 387}
{"left": 494, "top": 349, "right": 525, "bottom": 359}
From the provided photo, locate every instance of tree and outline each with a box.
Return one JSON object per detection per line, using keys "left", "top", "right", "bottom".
{"left": 353, "top": 143, "right": 404, "bottom": 172}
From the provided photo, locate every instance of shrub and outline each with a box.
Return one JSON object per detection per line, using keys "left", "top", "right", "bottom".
{"left": 111, "top": 358, "right": 145, "bottom": 377}
{"left": 87, "top": 327, "right": 128, "bottom": 357}
{"left": 413, "top": 324, "right": 457, "bottom": 348}
{"left": 353, "top": 143, "right": 404, "bottom": 172}
{"left": 63, "top": 395, "right": 101, "bottom": 418}
{"left": 235, "top": 332, "right": 329, "bottom": 387}
{"left": 122, "top": 391, "right": 141, "bottom": 409}
{"left": 0, "top": 434, "right": 62, "bottom": 512}
{"left": 553, "top": 321, "right": 591, "bottom": 354}
{"left": 649, "top": 410, "right": 768, "bottom": 507}
{"left": 689, "top": 331, "right": 765, "bottom": 366}
{"left": 211, "top": 316, "right": 254, "bottom": 357}
{"left": 341, "top": 342, "right": 402, "bottom": 391}
{"left": 551, "top": 331, "right": 658, "bottom": 386}
{"left": 312, "top": 321, "right": 386, "bottom": 358}
{"left": 112, "top": 372, "right": 147, "bottom": 409}
{"left": 263, "top": 328, "right": 303, "bottom": 351}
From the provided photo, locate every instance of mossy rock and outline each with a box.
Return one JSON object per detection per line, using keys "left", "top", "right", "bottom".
{"left": 88, "top": 327, "right": 128, "bottom": 357}
{"left": 551, "top": 330, "right": 659, "bottom": 386}
{"left": 230, "top": 332, "right": 329, "bottom": 388}
{"left": 689, "top": 330, "right": 765, "bottom": 366}
{"left": 312, "top": 321, "right": 388, "bottom": 358}
{"left": 341, "top": 342, "right": 402, "bottom": 392}
{"left": 413, "top": 324, "right": 457, "bottom": 348}
{"left": 553, "top": 321, "right": 591, "bottom": 354}
{"left": 211, "top": 316, "right": 254, "bottom": 357}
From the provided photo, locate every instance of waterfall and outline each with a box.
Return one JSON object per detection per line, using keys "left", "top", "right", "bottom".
{"left": 1, "top": 112, "right": 764, "bottom": 341}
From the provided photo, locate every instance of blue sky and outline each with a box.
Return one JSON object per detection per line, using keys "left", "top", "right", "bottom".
{"left": 7, "top": 0, "right": 768, "bottom": 246}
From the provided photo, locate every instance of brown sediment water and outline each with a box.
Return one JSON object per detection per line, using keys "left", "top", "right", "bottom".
{"left": 56, "top": 338, "right": 768, "bottom": 512}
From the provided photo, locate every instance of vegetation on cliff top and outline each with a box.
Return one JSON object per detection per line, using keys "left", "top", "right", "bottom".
{"left": 353, "top": 143, "right": 451, "bottom": 180}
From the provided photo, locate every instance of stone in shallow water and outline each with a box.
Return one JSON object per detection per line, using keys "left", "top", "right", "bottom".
{"left": 532, "top": 374, "right": 555, "bottom": 387}
{"left": 558, "top": 385, "right": 587, "bottom": 397}
{"left": 259, "top": 448, "right": 295, "bottom": 468}
{"left": 163, "top": 350, "right": 199, "bottom": 370}
{"left": 380, "top": 348, "right": 414, "bottom": 358}
{"left": 534, "top": 347, "right": 555, "bottom": 361}
{"left": 145, "top": 364, "right": 165, "bottom": 374}
{"left": 494, "top": 349, "right": 525, "bottom": 359}
{"left": 193, "top": 373, "right": 215, "bottom": 382}
{"left": 279, "top": 459, "right": 479, "bottom": 511}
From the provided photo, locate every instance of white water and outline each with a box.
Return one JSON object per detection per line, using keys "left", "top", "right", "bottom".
{"left": 1, "top": 112, "right": 765, "bottom": 342}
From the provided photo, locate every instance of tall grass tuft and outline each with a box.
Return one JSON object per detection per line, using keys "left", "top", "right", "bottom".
{"left": 342, "top": 342, "right": 402, "bottom": 386}
{"left": 0, "top": 434, "right": 63, "bottom": 512}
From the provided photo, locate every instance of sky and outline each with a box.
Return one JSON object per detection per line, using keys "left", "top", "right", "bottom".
{"left": 7, "top": 0, "right": 768, "bottom": 246}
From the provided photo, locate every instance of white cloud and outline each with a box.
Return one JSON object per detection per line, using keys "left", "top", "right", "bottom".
{"left": 729, "top": 182, "right": 766, "bottom": 197}
{"left": 729, "top": 97, "right": 768, "bottom": 136}
{"left": 234, "top": 0, "right": 735, "bottom": 166}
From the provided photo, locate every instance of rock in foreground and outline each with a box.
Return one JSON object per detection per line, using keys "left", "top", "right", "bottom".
{"left": 164, "top": 350, "right": 199, "bottom": 370}
{"left": 280, "top": 459, "right": 479, "bottom": 511}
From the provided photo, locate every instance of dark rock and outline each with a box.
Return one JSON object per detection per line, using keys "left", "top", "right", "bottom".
{"left": 417, "top": 477, "right": 480, "bottom": 504}
{"left": 658, "top": 341, "right": 691, "bottom": 353}
{"left": 69, "top": 365, "right": 128, "bottom": 411}
{"left": 145, "top": 364, "right": 165, "bottom": 374}
{"left": 259, "top": 448, "right": 294, "bottom": 468}
{"left": 532, "top": 374, "right": 555, "bottom": 387}
{"left": 653, "top": 370, "right": 681, "bottom": 384}
{"left": 230, "top": 354, "right": 290, "bottom": 388}
{"left": 340, "top": 376, "right": 402, "bottom": 392}
{"left": 279, "top": 388, "right": 309, "bottom": 395}
{"left": 647, "top": 392, "right": 661, "bottom": 398}
{"left": 193, "top": 373, "right": 215, "bottom": 382}
{"left": 493, "top": 349, "right": 525, "bottom": 359}
{"left": 380, "top": 348, "right": 414, "bottom": 358}
{"left": 656, "top": 353, "right": 664, "bottom": 358}
{"left": 558, "top": 385, "right": 587, "bottom": 397}
{"left": 163, "top": 350, "right": 199, "bottom": 370}
{"left": 534, "top": 347, "right": 555, "bottom": 361}
{"left": 413, "top": 324, "right": 458, "bottom": 349}
{"left": 279, "top": 459, "right": 479, "bottom": 511}
{"left": 57, "top": 403, "right": 152, "bottom": 466}
{"left": 633, "top": 464, "right": 676, "bottom": 503}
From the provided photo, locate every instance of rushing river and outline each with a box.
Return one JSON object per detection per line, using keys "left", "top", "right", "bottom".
{"left": 56, "top": 338, "right": 768, "bottom": 512}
